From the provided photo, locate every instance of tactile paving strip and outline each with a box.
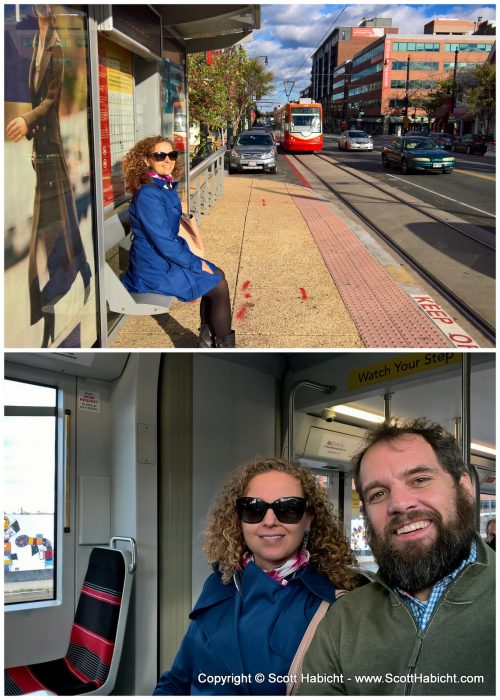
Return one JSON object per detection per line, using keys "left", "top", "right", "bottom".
{"left": 292, "top": 193, "right": 452, "bottom": 348}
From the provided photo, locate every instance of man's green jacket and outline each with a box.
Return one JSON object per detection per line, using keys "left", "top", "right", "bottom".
{"left": 299, "top": 535, "right": 495, "bottom": 695}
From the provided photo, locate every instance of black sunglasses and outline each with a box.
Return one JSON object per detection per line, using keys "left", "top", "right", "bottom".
{"left": 150, "top": 150, "right": 178, "bottom": 162}
{"left": 235, "top": 497, "right": 307, "bottom": 524}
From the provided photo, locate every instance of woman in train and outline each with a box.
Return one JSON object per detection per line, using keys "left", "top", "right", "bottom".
{"left": 154, "top": 457, "right": 360, "bottom": 695}
{"left": 121, "top": 136, "right": 235, "bottom": 348}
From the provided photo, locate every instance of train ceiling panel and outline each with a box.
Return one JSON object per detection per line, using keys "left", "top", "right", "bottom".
{"left": 5, "top": 352, "right": 130, "bottom": 382}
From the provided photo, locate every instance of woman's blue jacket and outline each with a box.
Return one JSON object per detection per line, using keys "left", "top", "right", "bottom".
{"left": 122, "top": 178, "right": 221, "bottom": 301}
{"left": 153, "top": 562, "right": 336, "bottom": 695}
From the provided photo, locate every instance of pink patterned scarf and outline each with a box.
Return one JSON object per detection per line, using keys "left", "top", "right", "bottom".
{"left": 238, "top": 549, "right": 310, "bottom": 586}
{"left": 147, "top": 170, "right": 174, "bottom": 186}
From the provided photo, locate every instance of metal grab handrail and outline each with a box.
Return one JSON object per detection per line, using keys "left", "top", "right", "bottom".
{"left": 109, "top": 536, "right": 137, "bottom": 573}
{"left": 188, "top": 146, "right": 226, "bottom": 223}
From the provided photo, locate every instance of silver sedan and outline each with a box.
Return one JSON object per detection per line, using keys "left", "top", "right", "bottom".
{"left": 338, "top": 130, "right": 373, "bottom": 151}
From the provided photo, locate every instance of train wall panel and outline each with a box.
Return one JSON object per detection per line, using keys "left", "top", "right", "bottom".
{"left": 192, "top": 356, "right": 279, "bottom": 602}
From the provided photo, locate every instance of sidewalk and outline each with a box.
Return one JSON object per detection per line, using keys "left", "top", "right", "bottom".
{"left": 111, "top": 173, "right": 363, "bottom": 348}
{"left": 110, "top": 161, "right": 453, "bottom": 349}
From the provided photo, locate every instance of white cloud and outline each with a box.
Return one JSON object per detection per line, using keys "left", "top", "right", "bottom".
{"left": 249, "top": 4, "right": 496, "bottom": 106}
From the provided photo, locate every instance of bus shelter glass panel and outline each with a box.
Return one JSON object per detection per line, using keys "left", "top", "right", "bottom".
{"left": 4, "top": 5, "right": 98, "bottom": 349}
{"left": 4, "top": 380, "right": 58, "bottom": 605}
{"left": 160, "top": 58, "right": 188, "bottom": 200}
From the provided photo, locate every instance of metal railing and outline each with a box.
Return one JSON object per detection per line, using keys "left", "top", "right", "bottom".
{"left": 188, "top": 146, "right": 226, "bottom": 224}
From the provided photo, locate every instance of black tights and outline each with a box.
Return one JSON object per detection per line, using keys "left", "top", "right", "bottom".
{"left": 200, "top": 268, "right": 232, "bottom": 339}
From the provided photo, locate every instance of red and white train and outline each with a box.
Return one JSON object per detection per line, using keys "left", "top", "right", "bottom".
{"left": 275, "top": 99, "right": 323, "bottom": 152}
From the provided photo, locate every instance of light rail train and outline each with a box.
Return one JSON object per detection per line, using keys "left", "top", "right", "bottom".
{"left": 4, "top": 351, "right": 495, "bottom": 694}
{"left": 275, "top": 100, "right": 323, "bottom": 152}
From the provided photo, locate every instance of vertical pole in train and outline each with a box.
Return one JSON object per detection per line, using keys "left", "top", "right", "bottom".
{"left": 287, "top": 381, "right": 335, "bottom": 461}
{"left": 383, "top": 392, "right": 394, "bottom": 423}
{"left": 461, "top": 354, "right": 480, "bottom": 530}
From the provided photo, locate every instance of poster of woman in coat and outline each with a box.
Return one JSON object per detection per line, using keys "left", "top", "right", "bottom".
{"left": 5, "top": 5, "right": 97, "bottom": 348}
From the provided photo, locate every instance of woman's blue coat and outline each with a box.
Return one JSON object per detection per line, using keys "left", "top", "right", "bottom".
{"left": 122, "top": 178, "right": 221, "bottom": 301}
{"left": 153, "top": 563, "right": 336, "bottom": 695}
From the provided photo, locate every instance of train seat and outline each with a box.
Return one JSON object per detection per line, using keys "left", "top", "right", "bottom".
{"left": 4, "top": 537, "right": 136, "bottom": 696}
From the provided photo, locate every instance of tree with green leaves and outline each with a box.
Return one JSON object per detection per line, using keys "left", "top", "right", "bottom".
{"left": 465, "top": 63, "right": 495, "bottom": 134}
{"left": 187, "top": 48, "right": 274, "bottom": 145}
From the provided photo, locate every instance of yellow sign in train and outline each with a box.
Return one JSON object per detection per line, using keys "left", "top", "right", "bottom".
{"left": 348, "top": 353, "right": 460, "bottom": 390}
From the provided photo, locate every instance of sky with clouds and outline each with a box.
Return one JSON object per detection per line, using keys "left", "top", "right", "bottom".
{"left": 244, "top": 3, "right": 496, "bottom": 107}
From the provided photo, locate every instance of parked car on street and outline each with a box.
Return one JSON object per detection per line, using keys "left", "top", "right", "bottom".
{"left": 428, "top": 132, "right": 456, "bottom": 150}
{"left": 228, "top": 130, "right": 277, "bottom": 174}
{"left": 451, "top": 134, "right": 489, "bottom": 155}
{"left": 382, "top": 136, "right": 455, "bottom": 174}
{"left": 404, "top": 129, "right": 429, "bottom": 137}
{"left": 338, "top": 130, "right": 373, "bottom": 151}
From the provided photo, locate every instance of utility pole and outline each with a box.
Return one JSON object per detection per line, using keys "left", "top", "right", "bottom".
{"left": 403, "top": 54, "right": 410, "bottom": 133}
{"left": 451, "top": 47, "right": 459, "bottom": 112}
{"left": 450, "top": 48, "right": 459, "bottom": 135}
{"left": 403, "top": 54, "right": 410, "bottom": 117}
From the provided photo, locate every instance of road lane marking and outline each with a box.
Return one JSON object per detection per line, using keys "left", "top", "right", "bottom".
{"left": 454, "top": 169, "right": 496, "bottom": 181}
{"left": 386, "top": 175, "right": 495, "bottom": 217}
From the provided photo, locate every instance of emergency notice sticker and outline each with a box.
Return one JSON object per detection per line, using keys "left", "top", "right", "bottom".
{"left": 79, "top": 390, "right": 100, "bottom": 413}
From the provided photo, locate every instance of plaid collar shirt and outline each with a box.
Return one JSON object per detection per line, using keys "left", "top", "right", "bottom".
{"left": 395, "top": 539, "right": 477, "bottom": 631}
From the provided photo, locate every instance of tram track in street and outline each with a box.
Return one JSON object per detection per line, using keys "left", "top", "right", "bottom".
{"left": 290, "top": 152, "right": 496, "bottom": 345}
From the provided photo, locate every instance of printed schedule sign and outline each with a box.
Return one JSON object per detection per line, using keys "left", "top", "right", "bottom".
{"left": 98, "top": 38, "right": 134, "bottom": 206}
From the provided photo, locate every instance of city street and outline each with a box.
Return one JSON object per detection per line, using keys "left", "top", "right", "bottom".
{"left": 322, "top": 134, "right": 496, "bottom": 234}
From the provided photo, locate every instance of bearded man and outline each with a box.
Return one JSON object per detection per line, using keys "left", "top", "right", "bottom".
{"left": 299, "top": 418, "right": 495, "bottom": 696}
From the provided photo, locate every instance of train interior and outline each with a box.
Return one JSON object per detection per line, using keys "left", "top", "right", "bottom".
{"left": 4, "top": 351, "right": 495, "bottom": 695}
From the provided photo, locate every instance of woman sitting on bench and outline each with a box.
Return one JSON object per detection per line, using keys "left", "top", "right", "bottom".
{"left": 122, "top": 136, "right": 234, "bottom": 348}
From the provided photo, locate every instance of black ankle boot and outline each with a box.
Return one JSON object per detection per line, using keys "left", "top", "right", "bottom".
{"left": 198, "top": 324, "right": 214, "bottom": 348}
{"left": 214, "top": 330, "right": 236, "bottom": 348}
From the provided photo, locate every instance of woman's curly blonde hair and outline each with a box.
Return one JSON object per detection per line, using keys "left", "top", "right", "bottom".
{"left": 122, "top": 135, "right": 183, "bottom": 194}
{"left": 203, "top": 457, "right": 359, "bottom": 589}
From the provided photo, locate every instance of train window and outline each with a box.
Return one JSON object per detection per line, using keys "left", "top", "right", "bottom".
{"left": 480, "top": 494, "right": 496, "bottom": 540}
{"left": 4, "top": 379, "right": 58, "bottom": 605}
{"left": 351, "top": 479, "right": 376, "bottom": 572}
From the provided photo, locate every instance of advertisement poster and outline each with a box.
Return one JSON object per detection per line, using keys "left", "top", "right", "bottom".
{"left": 4, "top": 5, "right": 98, "bottom": 348}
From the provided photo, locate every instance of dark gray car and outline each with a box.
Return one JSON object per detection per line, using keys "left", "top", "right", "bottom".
{"left": 228, "top": 131, "right": 277, "bottom": 174}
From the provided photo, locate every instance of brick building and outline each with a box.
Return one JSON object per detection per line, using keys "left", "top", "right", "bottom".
{"left": 314, "top": 17, "right": 495, "bottom": 134}
{"left": 311, "top": 17, "right": 397, "bottom": 128}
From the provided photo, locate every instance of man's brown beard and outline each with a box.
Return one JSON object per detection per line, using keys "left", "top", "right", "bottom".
{"left": 366, "top": 484, "right": 476, "bottom": 594}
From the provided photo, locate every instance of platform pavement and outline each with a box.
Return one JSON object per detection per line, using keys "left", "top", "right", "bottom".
{"left": 110, "top": 162, "right": 453, "bottom": 349}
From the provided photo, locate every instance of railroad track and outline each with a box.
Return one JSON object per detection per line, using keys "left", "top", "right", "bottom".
{"left": 291, "top": 152, "right": 496, "bottom": 344}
